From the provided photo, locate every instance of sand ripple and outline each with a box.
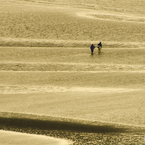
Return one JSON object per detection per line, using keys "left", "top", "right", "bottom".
{"left": 77, "top": 12, "right": 145, "bottom": 23}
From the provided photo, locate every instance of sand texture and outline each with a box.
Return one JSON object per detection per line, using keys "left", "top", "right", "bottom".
{"left": 0, "top": 0, "right": 145, "bottom": 144}
{"left": 0, "top": 130, "right": 72, "bottom": 145}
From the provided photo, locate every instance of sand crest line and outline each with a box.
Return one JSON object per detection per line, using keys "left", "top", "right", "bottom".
{"left": 0, "top": 85, "right": 140, "bottom": 94}
{"left": 1, "top": 61, "right": 145, "bottom": 68}
{"left": 1, "top": 70, "right": 145, "bottom": 73}
{"left": 1, "top": 62, "right": 145, "bottom": 71}
{"left": 1, "top": 38, "right": 145, "bottom": 48}
{"left": 1, "top": 61, "right": 145, "bottom": 66}
{"left": 77, "top": 12, "right": 145, "bottom": 23}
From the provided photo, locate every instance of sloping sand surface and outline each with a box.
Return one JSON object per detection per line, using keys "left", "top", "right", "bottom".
{"left": 0, "top": 0, "right": 145, "bottom": 144}
{"left": 0, "top": 130, "right": 72, "bottom": 145}
{"left": 0, "top": 90, "right": 145, "bottom": 126}
{"left": 1, "top": 0, "right": 145, "bottom": 45}
{"left": 0, "top": 47, "right": 145, "bottom": 126}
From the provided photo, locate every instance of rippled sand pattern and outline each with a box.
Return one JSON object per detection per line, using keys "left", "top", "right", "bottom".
{"left": 0, "top": 47, "right": 145, "bottom": 126}
{"left": 0, "top": 0, "right": 145, "bottom": 133}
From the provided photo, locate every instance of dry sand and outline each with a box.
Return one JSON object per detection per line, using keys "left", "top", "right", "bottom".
{"left": 0, "top": 0, "right": 145, "bottom": 144}
{"left": 1, "top": 0, "right": 145, "bottom": 46}
{"left": 0, "top": 130, "right": 72, "bottom": 145}
{"left": 0, "top": 47, "right": 145, "bottom": 126}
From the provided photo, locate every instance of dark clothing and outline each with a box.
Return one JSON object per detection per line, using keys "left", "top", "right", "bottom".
{"left": 90, "top": 44, "right": 95, "bottom": 55}
{"left": 98, "top": 42, "right": 102, "bottom": 49}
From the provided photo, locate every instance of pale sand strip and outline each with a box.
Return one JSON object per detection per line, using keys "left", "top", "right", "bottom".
{"left": 0, "top": 85, "right": 140, "bottom": 94}
{"left": 0, "top": 130, "right": 72, "bottom": 145}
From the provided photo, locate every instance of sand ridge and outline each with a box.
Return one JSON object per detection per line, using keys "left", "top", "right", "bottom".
{"left": 77, "top": 11, "right": 145, "bottom": 23}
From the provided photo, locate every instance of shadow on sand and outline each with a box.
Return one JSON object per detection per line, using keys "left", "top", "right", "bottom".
{"left": 0, "top": 116, "right": 142, "bottom": 134}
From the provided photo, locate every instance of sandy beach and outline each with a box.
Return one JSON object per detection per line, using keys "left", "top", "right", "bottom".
{"left": 0, "top": 0, "right": 145, "bottom": 144}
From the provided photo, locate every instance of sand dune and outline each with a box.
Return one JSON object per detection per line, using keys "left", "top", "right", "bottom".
{"left": 0, "top": 89, "right": 145, "bottom": 126}
{"left": 1, "top": 47, "right": 145, "bottom": 72}
{"left": 1, "top": 0, "right": 145, "bottom": 44}
{"left": 0, "top": 46, "right": 145, "bottom": 126}
{"left": 0, "top": 0, "right": 145, "bottom": 144}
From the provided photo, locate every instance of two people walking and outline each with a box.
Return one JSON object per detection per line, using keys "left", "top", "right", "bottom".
{"left": 90, "top": 42, "right": 102, "bottom": 55}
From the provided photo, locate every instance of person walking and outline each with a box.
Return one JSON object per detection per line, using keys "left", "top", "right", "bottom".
{"left": 97, "top": 42, "right": 102, "bottom": 54}
{"left": 90, "top": 44, "right": 95, "bottom": 55}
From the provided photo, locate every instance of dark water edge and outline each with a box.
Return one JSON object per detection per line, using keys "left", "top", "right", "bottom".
{"left": 0, "top": 112, "right": 144, "bottom": 144}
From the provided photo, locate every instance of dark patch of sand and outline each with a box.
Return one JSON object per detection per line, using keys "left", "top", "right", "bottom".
{"left": 0, "top": 112, "right": 144, "bottom": 144}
